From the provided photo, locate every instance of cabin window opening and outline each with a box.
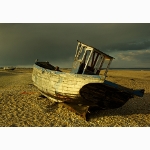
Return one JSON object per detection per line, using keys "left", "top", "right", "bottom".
{"left": 83, "top": 50, "right": 91, "bottom": 64}
{"left": 77, "top": 50, "right": 91, "bottom": 74}
{"left": 85, "top": 53, "right": 104, "bottom": 75}
{"left": 78, "top": 46, "right": 85, "bottom": 61}
{"left": 82, "top": 50, "right": 93, "bottom": 74}
{"left": 91, "top": 52, "right": 99, "bottom": 68}
{"left": 85, "top": 51, "right": 95, "bottom": 72}
{"left": 99, "top": 58, "right": 112, "bottom": 77}
{"left": 75, "top": 43, "right": 82, "bottom": 60}
{"left": 94, "top": 54, "right": 101, "bottom": 74}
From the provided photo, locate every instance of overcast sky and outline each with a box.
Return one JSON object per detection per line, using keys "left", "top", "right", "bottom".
{"left": 0, "top": 23, "right": 150, "bottom": 68}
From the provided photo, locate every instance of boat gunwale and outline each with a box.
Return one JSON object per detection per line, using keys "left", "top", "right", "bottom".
{"left": 33, "top": 63, "right": 105, "bottom": 80}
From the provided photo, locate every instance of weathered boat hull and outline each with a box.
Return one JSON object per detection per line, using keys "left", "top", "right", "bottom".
{"left": 80, "top": 82, "right": 144, "bottom": 109}
{"left": 4, "top": 67, "right": 16, "bottom": 70}
{"left": 32, "top": 63, "right": 144, "bottom": 111}
{"left": 32, "top": 63, "right": 105, "bottom": 103}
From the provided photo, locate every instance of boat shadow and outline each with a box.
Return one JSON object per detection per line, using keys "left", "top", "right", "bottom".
{"left": 87, "top": 93, "right": 150, "bottom": 120}
{"left": 35, "top": 92, "right": 150, "bottom": 121}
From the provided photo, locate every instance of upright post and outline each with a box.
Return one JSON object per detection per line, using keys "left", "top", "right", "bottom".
{"left": 104, "top": 58, "right": 113, "bottom": 78}
{"left": 82, "top": 50, "right": 93, "bottom": 74}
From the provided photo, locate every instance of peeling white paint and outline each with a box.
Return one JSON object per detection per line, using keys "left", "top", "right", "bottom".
{"left": 32, "top": 64, "right": 105, "bottom": 102}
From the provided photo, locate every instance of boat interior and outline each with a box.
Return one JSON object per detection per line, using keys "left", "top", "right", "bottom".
{"left": 35, "top": 61, "right": 62, "bottom": 72}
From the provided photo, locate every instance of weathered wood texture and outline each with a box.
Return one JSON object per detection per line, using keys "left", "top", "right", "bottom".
{"left": 32, "top": 64, "right": 105, "bottom": 102}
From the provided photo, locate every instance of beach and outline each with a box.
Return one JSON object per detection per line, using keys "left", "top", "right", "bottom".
{"left": 0, "top": 68, "right": 150, "bottom": 127}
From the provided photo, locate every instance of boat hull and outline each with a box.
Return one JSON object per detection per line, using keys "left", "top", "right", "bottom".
{"left": 32, "top": 63, "right": 105, "bottom": 103}
{"left": 32, "top": 63, "right": 144, "bottom": 110}
{"left": 4, "top": 67, "right": 16, "bottom": 70}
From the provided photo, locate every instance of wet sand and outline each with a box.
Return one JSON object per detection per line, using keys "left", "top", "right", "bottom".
{"left": 0, "top": 68, "right": 150, "bottom": 127}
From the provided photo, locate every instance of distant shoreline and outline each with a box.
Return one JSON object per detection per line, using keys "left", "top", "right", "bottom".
{"left": 1, "top": 67, "right": 150, "bottom": 71}
{"left": 109, "top": 68, "right": 150, "bottom": 71}
{"left": 61, "top": 68, "right": 150, "bottom": 71}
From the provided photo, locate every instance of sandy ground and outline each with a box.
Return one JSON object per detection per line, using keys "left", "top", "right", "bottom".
{"left": 0, "top": 68, "right": 150, "bottom": 127}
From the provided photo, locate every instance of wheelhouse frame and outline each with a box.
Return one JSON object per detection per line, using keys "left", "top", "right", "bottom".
{"left": 71, "top": 40, "right": 114, "bottom": 78}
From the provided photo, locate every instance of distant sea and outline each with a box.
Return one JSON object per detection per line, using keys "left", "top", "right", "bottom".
{"left": 1, "top": 67, "right": 150, "bottom": 71}
{"left": 109, "top": 68, "right": 150, "bottom": 71}
{"left": 60, "top": 68, "right": 150, "bottom": 71}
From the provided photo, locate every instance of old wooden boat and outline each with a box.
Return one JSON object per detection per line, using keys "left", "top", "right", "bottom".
{"left": 32, "top": 40, "right": 144, "bottom": 118}
{"left": 3, "top": 66, "right": 16, "bottom": 70}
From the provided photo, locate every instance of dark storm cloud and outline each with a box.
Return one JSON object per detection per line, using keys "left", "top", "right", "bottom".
{"left": 0, "top": 23, "right": 150, "bottom": 67}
